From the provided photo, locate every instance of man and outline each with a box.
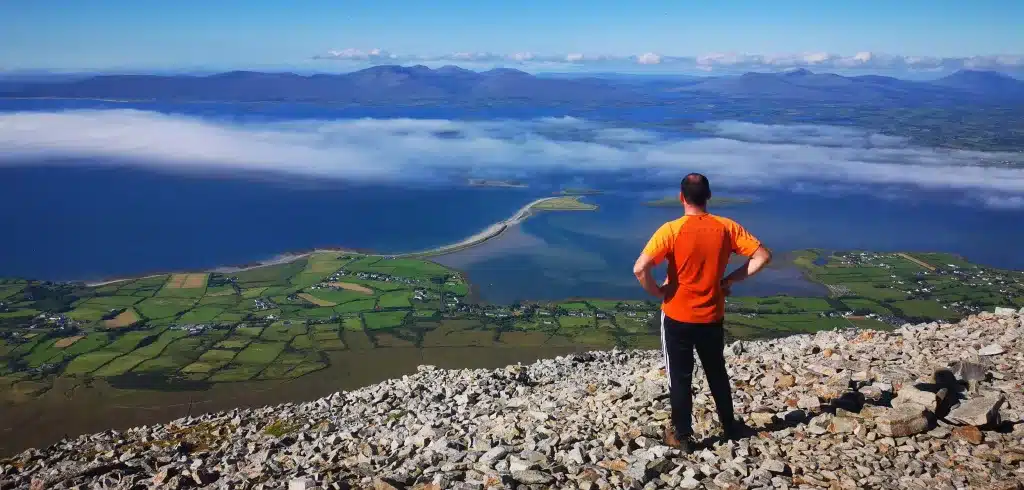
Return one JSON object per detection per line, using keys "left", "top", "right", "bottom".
{"left": 633, "top": 173, "right": 772, "bottom": 451}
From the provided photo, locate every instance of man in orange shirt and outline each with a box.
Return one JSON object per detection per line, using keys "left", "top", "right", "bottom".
{"left": 633, "top": 173, "right": 772, "bottom": 451}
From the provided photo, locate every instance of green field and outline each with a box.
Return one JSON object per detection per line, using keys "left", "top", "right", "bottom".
{"left": 363, "top": 311, "right": 408, "bottom": 330}
{"left": 1, "top": 249, "right": 1017, "bottom": 386}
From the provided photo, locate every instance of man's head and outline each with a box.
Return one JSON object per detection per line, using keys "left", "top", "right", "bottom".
{"left": 679, "top": 173, "right": 711, "bottom": 207}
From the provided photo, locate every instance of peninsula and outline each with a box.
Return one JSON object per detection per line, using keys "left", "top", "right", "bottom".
{"left": 399, "top": 195, "right": 595, "bottom": 258}
{"left": 644, "top": 196, "right": 752, "bottom": 207}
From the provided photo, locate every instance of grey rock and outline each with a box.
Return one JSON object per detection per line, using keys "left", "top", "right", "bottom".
{"left": 288, "top": 478, "right": 314, "bottom": 490}
{"left": 993, "top": 307, "right": 1016, "bottom": 316}
{"left": 947, "top": 395, "right": 1004, "bottom": 427}
{"left": 478, "top": 446, "right": 508, "bottom": 464}
{"left": 978, "top": 344, "right": 1005, "bottom": 356}
{"left": 761, "top": 459, "right": 787, "bottom": 474}
{"left": 511, "top": 469, "right": 554, "bottom": 485}
{"left": 892, "top": 385, "right": 938, "bottom": 412}
{"left": 797, "top": 395, "right": 821, "bottom": 411}
{"left": 876, "top": 407, "right": 929, "bottom": 437}
{"left": 679, "top": 475, "right": 702, "bottom": 489}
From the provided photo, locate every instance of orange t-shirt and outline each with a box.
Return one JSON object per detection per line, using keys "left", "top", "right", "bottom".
{"left": 641, "top": 213, "right": 762, "bottom": 323}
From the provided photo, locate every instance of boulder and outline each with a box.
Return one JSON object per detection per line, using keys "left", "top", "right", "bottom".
{"left": 947, "top": 395, "right": 1004, "bottom": 427}
{"left": 993, "top": 307, "right": 1016, "bottom": 317}
{"left": 891, "top": 385, "right": 938, "bottom": 412}
{"left": 876, "top": 407, "right": 930, "bottom": 437}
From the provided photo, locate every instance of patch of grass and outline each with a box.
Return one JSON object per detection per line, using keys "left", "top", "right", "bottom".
{"left": 341, "top": 316, "right": 364, "bottom": 331}
{"left": 92, "top": 353, "right": 155, "bottom": 377}
{"left": 177, "top": 306, "right": 224, "bottom": 324}
{"left": 890, "top": 299, "right": 959, "bottom": 321}
{"left": 198, "top": 349, "right": 237, "bottom": 363}
{"left": 234, "top": 326, "right": 265, "bottom": 337}
{"left": 334, "top": 299, "right": 377, "bottom": 314}
{"left": 232, "top": 259, "right": 306, "bottom": 286}
{"left": 364, "top": 311, "right": 408, "bottom": 330}
{"left": 234, "top": 342, "right": 285, "bottom": 364}
{"left": 80, "top": 295, "right": 144, "bottom": 308}
{"left": 66, "top": 306, "right": 110, "bottom": 323}
{"left": 264, "top": 419, "right": 301, "bottom": 437}
{"left": 215, "top": 338, "right": 250, "bottom": 350}
{"left": 290, "top": 335, "right": 314, "bottom": 350}
{"left": 288, "top": 362, "right": 327, "bottom": 377}
{"left": 558, "top": 315, "right": 594, "bottom": 328}
{"left": 303, "top": 288, "right": 368, "bottom": 305}
{"left": 378, "top": 291, "right": 412, "bottom": 308}
{"left": 260, "top": 323, "right": 306, "bottom": 342}
{"left": 208, "top": 364, "right": 262, "bottom": 382}
{"left": 63, "top": 351, "right": 121, "bottom": 375}
{"left": 135, "top": 297, "right": 194, "bottom": 319}
{"left": 558, "top": 302, "right": 591, "bottom": 312}
{"left": 106, "top": 331, "right": 157, "bottom": 353}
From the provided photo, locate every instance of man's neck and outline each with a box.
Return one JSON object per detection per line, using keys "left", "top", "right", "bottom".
{"left": 683, "top": 205, "right": 708, "bottom": 216}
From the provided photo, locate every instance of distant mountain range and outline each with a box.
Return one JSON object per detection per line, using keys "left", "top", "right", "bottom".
{"left": 670, "top": 68, "right": 1024, "bottom": 102}
{"left": 0, "top": 65, "right": 1021, "bottom": 104}
{"left": 0, "top": 65, "right": 630, "bottom": 103}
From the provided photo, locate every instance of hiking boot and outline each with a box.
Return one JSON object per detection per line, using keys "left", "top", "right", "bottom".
{"left": 723, "top": 419, "right": 751, "bottom": 441}
{"left": 664, "top": 426, "right": 696, "bottom": 453}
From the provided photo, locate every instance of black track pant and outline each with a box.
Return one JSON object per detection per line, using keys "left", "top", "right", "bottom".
{"left": 660, "top": 313, "right": 735, "bottom": 437}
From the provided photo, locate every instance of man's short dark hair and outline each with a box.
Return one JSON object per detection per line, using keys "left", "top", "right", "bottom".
{"left": 681, "top": 173, "right": 711, "bottom": 207}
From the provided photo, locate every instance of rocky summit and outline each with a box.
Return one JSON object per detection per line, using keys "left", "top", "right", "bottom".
{"left": 3, "top": 309, "right": 1023, "bottom": 490}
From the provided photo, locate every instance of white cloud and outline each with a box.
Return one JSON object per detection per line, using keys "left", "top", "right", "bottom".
{"left": 317, "top": 48, "right": 397, "bottom": 62}
{"left": 636, "top": 53, "right": 662, "bottom": 65}
{"left": 1, "top": 110, "right": 1022, "bottom": 209}
{"left": 313, "top": 48, "right": 1024, "bottom": 73}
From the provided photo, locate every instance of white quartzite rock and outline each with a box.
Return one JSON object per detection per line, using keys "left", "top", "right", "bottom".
{"left": 978, "top": 343, "right": 1005, "bottom": 356}
{"left": 993, "top": 306, "right": 1016, "bottom": 316}
{"left": 892, "top": 385, "right": 938, "bottom": 412}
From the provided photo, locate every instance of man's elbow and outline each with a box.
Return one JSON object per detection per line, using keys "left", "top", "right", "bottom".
{"left": 632, "top": 257, "right": 650, "bottom": 278}
{"left": 755, "top": 246, "right": 773, "bottom": 265}
{"left": 632, "top": 264, "right": 645, "bottom": 279}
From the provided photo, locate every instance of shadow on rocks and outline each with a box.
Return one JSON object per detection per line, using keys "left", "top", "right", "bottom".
{"left": 913, "top": 368, "right": 967, "bottom": 419}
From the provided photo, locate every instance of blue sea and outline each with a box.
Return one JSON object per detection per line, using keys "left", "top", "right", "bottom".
{"left": 2, "top": 99, "right": 1022, "bottom": 301}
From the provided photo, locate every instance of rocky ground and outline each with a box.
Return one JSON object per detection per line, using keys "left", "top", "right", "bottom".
{"left": 3, "top": 308, "right": 1023, "bottom": 490}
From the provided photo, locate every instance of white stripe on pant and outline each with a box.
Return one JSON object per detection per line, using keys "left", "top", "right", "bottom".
{"left": 660, "top": 311, "right": 670, "bottom": 387}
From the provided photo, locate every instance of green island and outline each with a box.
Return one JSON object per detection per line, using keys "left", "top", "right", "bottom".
{"left": 1, "top": 249, "right": 1020, "bottom": 389}
{"left": 559, "top": 188, "right": 603, "bottom": 196}
{"left": 532, "top": 195, "right": 599, "bottom": 211}
{"left": 644, "top": 196, "right": 752, "bottom": 207}
{"left": 467, "top": 178, "right": 527, "bottom": 188}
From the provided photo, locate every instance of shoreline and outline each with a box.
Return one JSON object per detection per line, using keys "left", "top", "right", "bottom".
{"left": 82, "top": 196, "right": 561, "bottom": 286}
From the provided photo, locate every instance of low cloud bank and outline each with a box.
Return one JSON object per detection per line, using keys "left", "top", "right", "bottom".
{"left": 1, "top": 110, "right": 1022, "bottom": 208}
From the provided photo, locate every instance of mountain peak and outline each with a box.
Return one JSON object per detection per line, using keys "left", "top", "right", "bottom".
{"left": 782, "top": 68, "right": 814, "bottom": 76}
{"left": 942, "top": 69, "right": 1016, "bottom": 81}
{"left": 482, "top": 67, "right": 530, "bottom": 77}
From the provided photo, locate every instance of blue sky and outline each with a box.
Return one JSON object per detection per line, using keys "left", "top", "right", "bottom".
{"left": 2, "top": 0, "right": 1023, "bottom": 74}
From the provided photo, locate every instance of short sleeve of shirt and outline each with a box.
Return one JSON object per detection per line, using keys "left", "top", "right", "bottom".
{"left": 726, "top": 220, "right": 762, "bottom": 256}
{"left": 641, "top": 222, "right": 675, "bottom": 265}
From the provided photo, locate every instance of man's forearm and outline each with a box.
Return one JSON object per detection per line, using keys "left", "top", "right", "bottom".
{"left": 635, "top": 268, "right": 664, "bottom": 299}
{"left": 724, "top": 250, "right": 771, "bottom": 285}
